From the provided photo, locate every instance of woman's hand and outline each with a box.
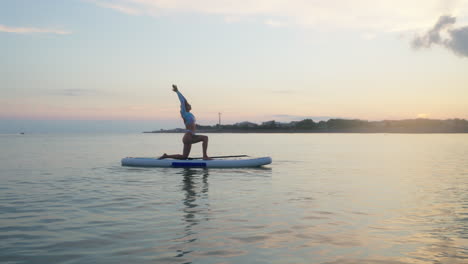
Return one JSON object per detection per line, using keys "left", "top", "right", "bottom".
{"left": 172, "top": 84, "right": 178, "bottom": 92}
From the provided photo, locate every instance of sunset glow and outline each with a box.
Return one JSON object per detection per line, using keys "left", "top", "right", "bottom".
{"left": 1, "top": 0, "right": 468, "bottom": 130}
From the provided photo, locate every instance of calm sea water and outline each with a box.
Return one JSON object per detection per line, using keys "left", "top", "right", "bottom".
{"left": 1, "top": 133, "right": 467, "bottom": 264}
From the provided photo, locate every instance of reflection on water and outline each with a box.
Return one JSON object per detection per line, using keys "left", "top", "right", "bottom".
{"left": 177, "top": 169, "right": 209, "bottom": 260}
{"left": 0, "top": 134, "right": 467, "bottom": 264}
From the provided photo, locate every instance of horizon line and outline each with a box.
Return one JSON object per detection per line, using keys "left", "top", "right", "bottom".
{"left": 1, "top": 117, "right": 467, "bottom": 123}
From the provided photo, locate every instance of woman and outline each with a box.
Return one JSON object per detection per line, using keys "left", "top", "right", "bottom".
{"left": 159, "top": 85, "right": 212, "bottom": 160}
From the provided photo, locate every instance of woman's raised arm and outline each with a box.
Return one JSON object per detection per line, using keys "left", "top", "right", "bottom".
{"left": 173, "top": 84, "right": 187, "bottom": 113}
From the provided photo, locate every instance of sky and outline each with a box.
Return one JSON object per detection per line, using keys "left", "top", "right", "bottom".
{"left": 1, "top": 0, "right": 468, "bottom": 132}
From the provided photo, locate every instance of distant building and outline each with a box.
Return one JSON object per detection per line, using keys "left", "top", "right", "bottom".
{"left": 235, "top": 121, "right": 258, "bottom": 128}
{"left": 261, "top": 120, "right": 276, "bottom": 127}
{"left": 317, "top": 121, "right": 328, "bottom": 129}
{"left": 277, "top": 122, "right": 295, "bottom": 128}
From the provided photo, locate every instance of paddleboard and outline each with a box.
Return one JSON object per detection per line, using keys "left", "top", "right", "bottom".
{"left": 121, "top": 156, "right": 272, "bottom": 168}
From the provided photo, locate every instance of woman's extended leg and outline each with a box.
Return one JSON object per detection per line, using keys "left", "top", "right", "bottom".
{"left": 158, "top": 133, "right": 193, "bottom": 160}
{"left": 158, "top": 143, "right": 191, "bottom": 160}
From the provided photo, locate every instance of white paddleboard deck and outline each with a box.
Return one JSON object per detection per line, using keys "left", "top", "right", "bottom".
{"left": 121, "top": 156, "right": 272, "bottom": 168}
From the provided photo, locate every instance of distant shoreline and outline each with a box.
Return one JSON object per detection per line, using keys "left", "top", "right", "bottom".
{"left": 144, "top": 118, "right": 468, "bottom": 134}
{"left": 145, "top": 130, "right": 468, "bottom": 134}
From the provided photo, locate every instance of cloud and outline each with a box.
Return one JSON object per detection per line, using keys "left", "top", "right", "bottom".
{"left": 446, "top": 25, "right": 468, "bottom": 56}
{"left": 271, "top": 89, "right": 298, "bottom": 94}
{"left": 264, "top": 19, "right": 287, "bottom": 28}
{"left": 49, "top": 88, "right": 102, "bottom": 97}
{"left": 60, "top": 89, "right": 94, "bottom": 96}
{"left": 412, "top": 15, "right": 456, "bottom": 48}
{"left": 0, "top": 24, "right": 71, "bottom": 35}
{"left": 271, "top": 114, "right": 335, "bottom": 122}
{"left": 93, "top": 1, "right": 142, "bottom": 15}
{"left": 412, "top": 15, "right": 468, "bottom": 57}
{"left": 89, "top": 0, "right": 468, "bottom": 32}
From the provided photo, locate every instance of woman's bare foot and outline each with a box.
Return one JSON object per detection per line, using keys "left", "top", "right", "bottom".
{"left": 158, "top": 153, "right": 168, "bottom": 160}
{"left": 203, "top": 156, "right": 213, "bottom": 160}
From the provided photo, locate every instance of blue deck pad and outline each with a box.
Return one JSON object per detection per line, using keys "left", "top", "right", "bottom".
{"left": 172, "top": 162, "right": 207, "bottom": 168}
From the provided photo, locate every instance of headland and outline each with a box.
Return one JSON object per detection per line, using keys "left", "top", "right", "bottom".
{"left": 144, "top": 118, "right": 468, "bottom": 133}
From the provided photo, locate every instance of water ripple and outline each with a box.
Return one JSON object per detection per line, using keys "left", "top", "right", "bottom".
{"left": 1, "top": 134, "right": 468, "bottom": 263}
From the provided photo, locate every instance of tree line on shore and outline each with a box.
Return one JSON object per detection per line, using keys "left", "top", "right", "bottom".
{"left": 150, "top": 118, "right": 468, "bottom": 133}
